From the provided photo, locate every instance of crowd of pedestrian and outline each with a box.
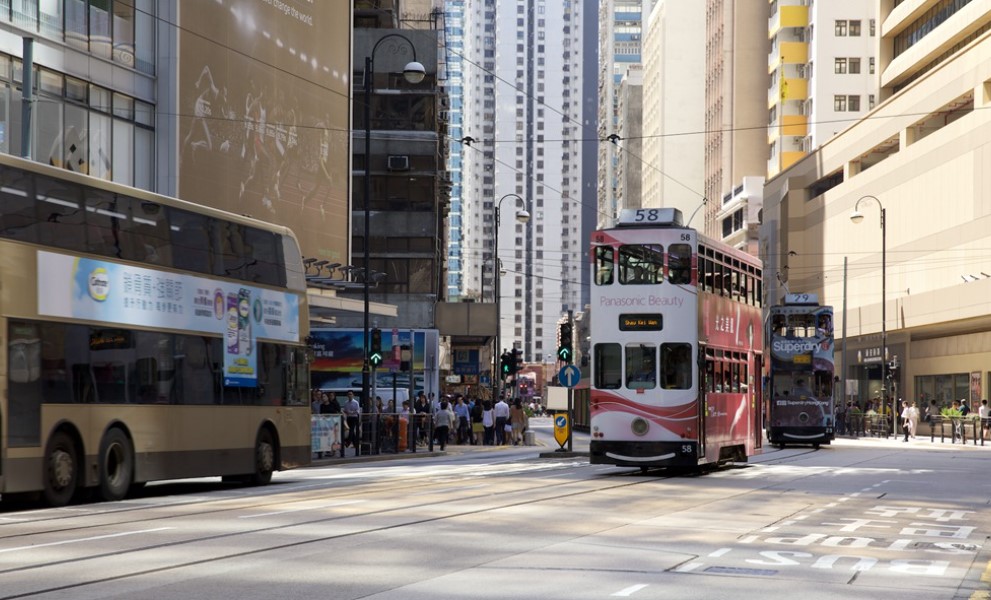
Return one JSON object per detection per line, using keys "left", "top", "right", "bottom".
{"left": 834, "top": 396, "right": 989, "bottom": 442}
{"left": 310, "top": 389, "right": 538, "bottom": 453}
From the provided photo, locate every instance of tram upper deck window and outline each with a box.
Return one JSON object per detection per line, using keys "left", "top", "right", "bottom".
{"left": 594, "top": 245, "right": 614, "bottom": 285}
{"left": 668, "top": 243, "right": 692, "bottom": 284}
{"left": 619, "top": 244, "right": 663, "bottom": 285}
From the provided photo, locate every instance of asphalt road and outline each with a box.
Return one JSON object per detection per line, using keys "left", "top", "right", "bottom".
{"left": 0, "top": 420, "right": 988, "bottom": 600}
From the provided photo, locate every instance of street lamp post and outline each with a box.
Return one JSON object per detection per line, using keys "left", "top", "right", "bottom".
{"left": 850, "top": 195, "right": 888, "bottom": 433}
{"left": 362, "top": 35, "right": 425, "bottom": 413}
{"left": 493, "top": 193, "right": 530, "bottom": 401}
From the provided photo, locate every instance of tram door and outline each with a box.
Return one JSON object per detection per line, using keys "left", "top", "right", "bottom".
{"left": 753, "top": 353, "right": 763, "bottom": 449}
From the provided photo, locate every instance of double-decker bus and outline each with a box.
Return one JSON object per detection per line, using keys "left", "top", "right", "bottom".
{"left": 0, "top": 153, "right": 310, "bottom": 506}
{"left": 589, "top": 208, "right": 763, "bottom": 471}
{"left": 765, "top": 294, "right": 835, "bottom": 447}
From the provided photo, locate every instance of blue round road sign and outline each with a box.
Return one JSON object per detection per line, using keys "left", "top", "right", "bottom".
{"left": 558, "top": 365, "right": 581, "bottom": 388}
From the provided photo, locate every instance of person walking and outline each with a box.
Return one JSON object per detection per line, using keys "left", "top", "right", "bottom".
{"left": 900, "top": 400, "right": 911, "bottom": 442}
{"left": 343, "top": 391, "right": 361, "bottom": 453}
{"left": 494, "top": 396, "right": 510, "bottom": 445}
{"left": 510, "top": 399, "right": 527, "bottom": 445}
{"left": 453, "top": 396, "right": 470, "bottom": 444}
{"left": 482, "top": 400, "right": 495, "bottom": 445}
{"left": 434, "top": 401, "right": 455, "bottom": 451}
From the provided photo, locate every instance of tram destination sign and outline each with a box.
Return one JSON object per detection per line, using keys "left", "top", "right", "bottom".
{"left": 619, "top": 313, "right": 663, "bottom": 331}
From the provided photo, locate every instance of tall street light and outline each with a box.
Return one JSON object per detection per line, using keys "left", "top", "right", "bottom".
{"left": 362, "top": 35, "right": 425, "bottom": 412}
{"left": 493, "top": 193, "right": 530, "bottom": 401}
{"left": 850, "top": 195, "right": 888, "bottom": 433}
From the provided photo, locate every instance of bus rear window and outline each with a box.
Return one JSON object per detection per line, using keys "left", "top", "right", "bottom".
{"left": 668, "top": 244, "right": 692, "bottom": 284}
{"left": 594, "top": 245, "right": 614, "bottom": 285}
{"left": 619, "top": 244, "right": 663, "bottom": 285}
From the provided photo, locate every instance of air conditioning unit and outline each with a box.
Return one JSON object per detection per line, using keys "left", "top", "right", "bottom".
{"left": 387, "top": 155, "right": 410, "bottom": 171}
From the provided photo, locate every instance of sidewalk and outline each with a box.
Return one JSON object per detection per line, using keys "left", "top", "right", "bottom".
{"left": 308, "top": 417, "right": 589, "bottom": 467}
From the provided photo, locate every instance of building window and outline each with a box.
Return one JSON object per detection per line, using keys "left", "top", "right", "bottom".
{"left": 869, "top": 57, "right": 875, "bottom": 74}
{"left": 834, "top": 95, "right": 847, "bottom": 111}
{"left": 849, "top": 20, "right": 861, "bottom": 36}
{"left": 834, "top": 58, "right": 847, "bottom": 74}
{"left": 870, "top": 18, "right": 876, "bottom": 37}
{"left": 835, "top": 20, "right": 847, "bottom": 36}
{"left": 849, "top": 58, "right": 861, "bottom": 74}
{"left": 848, "top": 95, "right": 861, "bottom": 111}
{"left": 868, "top": 94, "right": 875, "bottom": 109}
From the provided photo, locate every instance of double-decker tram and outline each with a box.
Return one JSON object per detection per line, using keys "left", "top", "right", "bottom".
{"left": 0, "top": 153, "right": 311, "bottom": 506}
{"left": 765, "top": 294, "right": 835, "bottom": 447}
{"left": 589, "top": 208, "right": 763, "bottom": 471}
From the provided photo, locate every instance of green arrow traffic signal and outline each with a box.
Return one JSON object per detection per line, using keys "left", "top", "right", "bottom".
{"left": 370, "top": 352, "right": 383, "bottom": 367}
{"left": 557, "top": 346, "right": 571, "bottom": 361}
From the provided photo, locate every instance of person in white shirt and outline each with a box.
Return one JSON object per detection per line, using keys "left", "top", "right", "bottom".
{"left": 494, "top": 397, "right": 510, "bottom": 445}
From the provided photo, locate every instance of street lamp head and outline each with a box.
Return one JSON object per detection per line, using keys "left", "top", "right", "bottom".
{"left": 849, "top": 209, "right": 865, "bottom": 224}
{"left": 403, "top": 61, "right": 426, "bottom": 84}
{"left": 515, "top": 209, "right": 531, "bottom": 224}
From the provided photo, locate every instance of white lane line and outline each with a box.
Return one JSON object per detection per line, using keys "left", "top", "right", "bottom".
{"left": 825, "top": 503, "right": 838, "bottom": 507}
{"left": 738, "top": 535, "right": 758, "bottom": 544}
{"left": 849, "top": 493, "right": 861, "bottom": 497}
{"left": 760, "top": 526, "right": 779, "bottom": 532}
{"left": 238, "top": 500, "right": 361, "bottom": 519}
{"left": 612, "top": 584, "right": 648, "bottom": 597}
{"left": 0, "top": 527, "right": 174, "bottom": 554}
{"left": 839, "top": 497, "right": 851, "bottom": 502}
{"left": 709, "top": 548, "right": 732, "bottom": 558}
{"left": 794, "top": 515, "right": 808, "bottom": 520}
{"left": 676, "top": 562, "right": 704, "bottom": 572}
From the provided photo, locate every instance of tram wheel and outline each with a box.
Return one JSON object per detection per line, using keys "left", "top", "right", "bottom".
{"left": 640, "top": 466, "right": 649, "bottom": 474}
{"left": 43, "top": 431, "right": 79, "bottom": 507}
{"left": 249, "top": 428, "right": 276, "bottom": 486}
{"left": 98, "top": 428, "right": 135, "bottom": 502}
{"left": 813, "top": 443, "right": 821, "bottom": 449}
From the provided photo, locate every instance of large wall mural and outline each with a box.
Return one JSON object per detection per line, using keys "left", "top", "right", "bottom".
{"left": 178, "top": 0, "right": 350, "bottom": 263}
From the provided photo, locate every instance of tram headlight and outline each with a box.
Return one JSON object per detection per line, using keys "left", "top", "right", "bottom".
{"left": 798, "top": 412, "right": 809, "bottom": 423}
{"left": 631, "top": 417, "right": 650, "bottom": 437}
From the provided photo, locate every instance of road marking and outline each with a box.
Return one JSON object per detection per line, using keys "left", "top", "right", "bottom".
{"left": 676, "top": 562, "right": 704, "bottom": 572}
{"left": 612, "top": 584, "right": 648, "bottom": 596}
{"left": 0, "top": 527, "right": 174, "bottom": 554}
{"left": 238, "top": 500, "right": 361, "bottom": 518}
{"left": 738, "top": 535, "right": 758, "bottom": 544}
{"left": 709, "top": 548, "right": 732, "bottom": 558}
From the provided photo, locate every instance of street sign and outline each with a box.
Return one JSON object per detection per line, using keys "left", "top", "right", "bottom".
{"left": 558, "top": 364, "right": 581, "bottom": 388}
{"left": 553, "top": 413, "right": 569, "bottom": 448}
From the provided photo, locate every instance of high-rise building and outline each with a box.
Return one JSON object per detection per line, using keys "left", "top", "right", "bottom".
{"left": 442, "top": 1, "right": 466, "bottom": 302}
{"left": 596, "top": 0, "right": 647, "bottom": 228}
{"left": 767, "top": 0, "right": 878, "bottom": 178}
{"left": 703, "top": 1, "right": 769, "bottom": 241}
{"left": 640, "top": 0, "right": 706, "bottom": 220}
{"left": 462, "top": 0, "right": 586, "bottom": 363}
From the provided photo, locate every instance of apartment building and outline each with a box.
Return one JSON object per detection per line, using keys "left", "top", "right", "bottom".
{"left": 462, "top": 0, "right": 586, "bottom": 363}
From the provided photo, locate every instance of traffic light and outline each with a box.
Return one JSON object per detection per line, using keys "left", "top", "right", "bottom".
{"left": 500, "top": 351, "right": 512, "bottom": 376}
{"left": 370, "top": 328, "right": 383, "bottom": 367}
{"left": 512, "top": 348, "right": 524, "bottom": 374}
{"left": 557, "top": 322, "right": 573, "bottom": 363}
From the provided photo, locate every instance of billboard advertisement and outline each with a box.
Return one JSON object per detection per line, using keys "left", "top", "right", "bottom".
{"left": 309, "top": 329, "right": 440, "bottom": 397}
{"left": 37, "top": 250, "right": 300, "bottom": 387}
{"left": 177, "top": 0, "right": 350, "bottom": 264}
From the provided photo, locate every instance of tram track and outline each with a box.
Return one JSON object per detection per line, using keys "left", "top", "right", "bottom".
{"left": 0, "top": 459, "right": 685, "bottom": 599}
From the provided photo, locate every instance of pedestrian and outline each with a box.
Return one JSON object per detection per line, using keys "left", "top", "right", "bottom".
{"left": 494, "top": 395, "right": 510, "bottom": 445}
{"left": 510, "top": 399, "right": 527, "bottom": 445}
{"left": 907, "top": 401, "right": 919, "bottom": 439}
{"left": 482, "top": 400, "right": 495, "bottom": 445}
{"left": 343, "top": 391, "right": 361, "bottom": 452}
{"left": 470, "top": 397, "right": 484, "bottom": 445}
{"left": 960, "top": 399, "right": 971, "bottom": 416}
{"left": 980, "top": 399, "right": 989, "bottom": 439}
{"left": 900, "top": 400, "right": 911, "bottom": 442}
{"left": 453, "top": 395, "right": 470, "bottom": 444}
{"left": 434, "top": 401, "right": 455, "bottom": 451}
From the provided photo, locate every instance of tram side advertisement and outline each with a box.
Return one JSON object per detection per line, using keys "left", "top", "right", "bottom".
{"left": 768, "top": 328, "right": 834, "bottom": 430}
{"left": 36, "top": 250, "right": 301, "bottom": 387}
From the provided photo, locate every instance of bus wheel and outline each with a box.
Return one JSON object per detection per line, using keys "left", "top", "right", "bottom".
{"left": 98, "top": 428, "right": 134, "bottom": 502}
{"left": 43, "top": 431, "right": 79, "bottom": 507}
{"left": 250, "top": 429, "right": 276, "bottom": 486}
